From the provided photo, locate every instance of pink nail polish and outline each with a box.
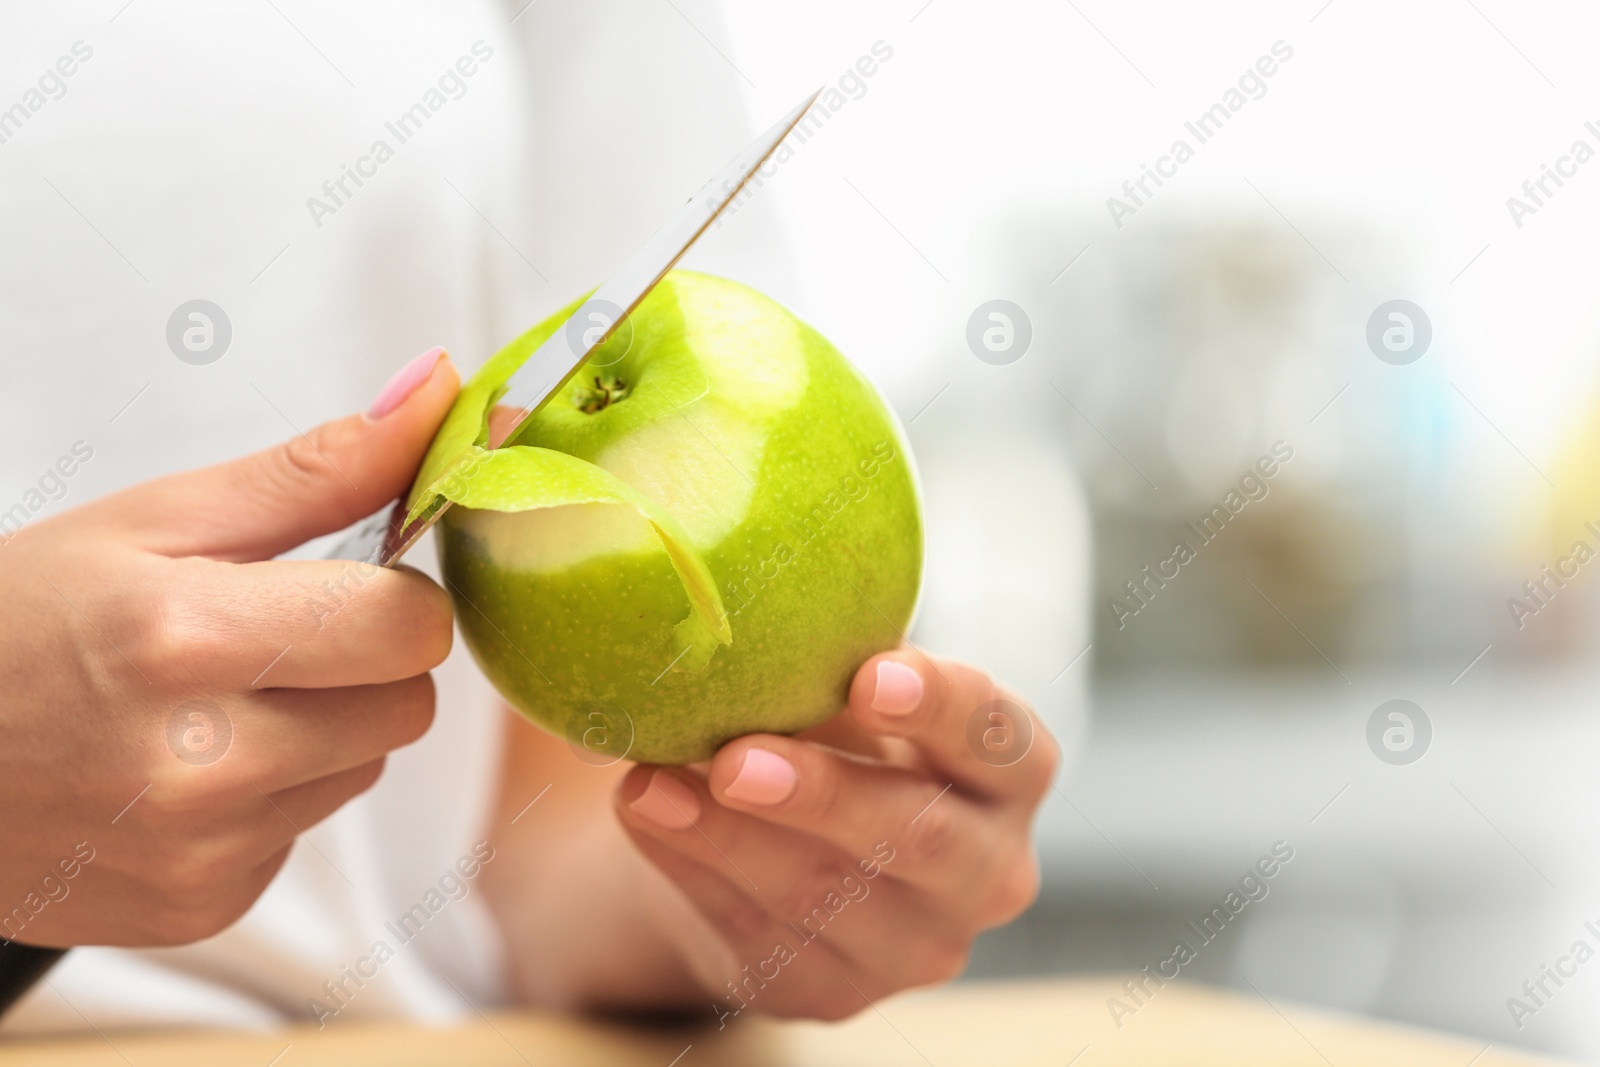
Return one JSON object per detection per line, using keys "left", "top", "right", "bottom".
{"left": 871, "top": 660, "right": 924, "bottom": 716}
{"left": 629, "top": 771, "right": 701, "bottom": 829}
{"left": 367, "top": 346, "right": 445, "bottom": 420}
{"left": 723, "top": 749, "right": 797, "bottom": 807}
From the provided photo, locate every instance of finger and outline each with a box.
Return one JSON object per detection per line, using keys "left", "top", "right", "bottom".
{"left": 618, "top": 825, "right": 870, "bottom": 1014}
{"left": 259, "top": 758, "right": 387, "bottom": 834}
{"left": 167, "top": 845, "right": 300, "bottom": 949}
{"left": 617, "top": 769, "right": 974, "bottom": 1001}
{"left": 102, "top": 351, "right": 458, "bottom": 562}
{"left": 706, "top": 735, "right": 1000, "bottom": 901}
{"left": 616, "top": 767, "right": 885, "bottom": 932}
{"left": 615, "top": 769, "right": 877, "bottom": 984}
{"left": 180, "top": 843, "right": 298, "bottom": 948}
{"left": 847, "top": 651, "right": 1058, "bottom": 802}
{"left": 159, "top": 556, "right": 453, "bottom": 689}
{"left": 616, "top": 766, "right": 805, "bottom": 901}
{"left": 222, "top": 761, "right": 390, "bottom": 874}
{"left": 618, "top": 764, "right": 1002, "bottom": 955}
{"left": 236, "top": 675, "right": 435, "bottom": 792}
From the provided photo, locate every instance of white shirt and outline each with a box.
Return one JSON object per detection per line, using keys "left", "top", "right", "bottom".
{"left": 0, "top": 0, "right": 796, "bottom": 1032}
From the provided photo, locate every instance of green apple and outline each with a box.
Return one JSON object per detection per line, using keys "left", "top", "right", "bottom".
{"left": 406, "top": 270, "right": 922, "bottom": 765}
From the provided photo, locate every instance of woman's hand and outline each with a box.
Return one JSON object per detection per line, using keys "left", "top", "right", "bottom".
{"left": 615, "top": 651, "right": 1055, "bottom": 1021}
{"left": 0, "top": 350, "right": 458, "bottom": 947}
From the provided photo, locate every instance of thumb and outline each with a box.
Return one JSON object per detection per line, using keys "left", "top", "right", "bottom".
{"left": 119, "top": 348, "right": 460, "bottom": 562}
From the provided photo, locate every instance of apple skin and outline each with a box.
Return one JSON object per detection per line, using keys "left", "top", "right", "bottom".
{"left": 425, "top": 271, "right": 922, "bottom": 765}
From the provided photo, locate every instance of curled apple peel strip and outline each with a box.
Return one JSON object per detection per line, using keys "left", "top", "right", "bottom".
{"left": 404, "top": 291, "right": 593, "bottom": 523}
{"left": 413, "top": 443, "right": 732, "bottom": 670}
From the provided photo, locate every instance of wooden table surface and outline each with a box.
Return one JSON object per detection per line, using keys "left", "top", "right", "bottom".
{"left": 0, "top": 976, "right": 1566, "bottom": 1067}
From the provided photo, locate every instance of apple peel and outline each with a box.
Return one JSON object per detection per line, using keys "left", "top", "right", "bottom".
{"left": 415, "top": 443, "right": 731, "bottom": 668}
{"left": 404, "top": 293, "right": 731, "bottom": 673}
{"left": 404, "top": 291, "right": 586, "bottom": 522}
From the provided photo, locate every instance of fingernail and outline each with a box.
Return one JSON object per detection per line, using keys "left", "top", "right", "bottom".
{"left": 629, "top": 770, "right": 701, "bottom": 829}
{"left": 724, "top": 749, "right": 797, "bottom": 807}
{"left": 367, "top": 346, "right": 446, "bottom": 420}
{"left": 872, "top": 660, "right": 924, "bottom": 716}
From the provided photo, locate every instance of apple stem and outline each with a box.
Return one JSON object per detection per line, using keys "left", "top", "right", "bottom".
{"left": 576, "top": 375, "right": 629, "bottom": 414}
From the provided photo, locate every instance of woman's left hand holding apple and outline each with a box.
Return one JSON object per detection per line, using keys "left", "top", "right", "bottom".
{"left": 613, "top": 651, "right": 1056, "bottom": 1021}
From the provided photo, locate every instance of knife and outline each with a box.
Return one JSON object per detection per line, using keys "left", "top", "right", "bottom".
{"left": 331, "top": 87, "right": 822, "bottom": 570}
{"left": 0, "top": 88, "right": 821, "bottom": 1019}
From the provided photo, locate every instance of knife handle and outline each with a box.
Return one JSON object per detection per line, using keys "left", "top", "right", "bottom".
{"left": 326, "top": 498, "right": 405, "bottom": 565}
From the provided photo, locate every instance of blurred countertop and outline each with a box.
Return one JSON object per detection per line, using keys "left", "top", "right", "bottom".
{"left": 0, "top": 977, "right": 1571, "bottom": 1066}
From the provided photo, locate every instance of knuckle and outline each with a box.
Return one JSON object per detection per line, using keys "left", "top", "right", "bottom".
{"left": 787, "top": 756, "right": 841, "bottom": 823}
{"left": 142, "top": 609, "right": 229, "bottom": 683}
{"left": 145, "top": 582, "right": 287, "bottom": 691}
{"left": 156, "top": 841, "right": 241, "bottom": 903}
{"left": 1024, "top": 721, "right": 1060, "bottom": 792}
{"left": 147, "top": 838, "right": 289, "bottom": 945}
{"left": 985, "top": 850, "right": 1041, "bottom": 924}
{"left": 768, "top": 862, "right": 852, "bottom": 927}
{"left": 275, "top": 424, "right": 342, "bottom": 491}
{"left": 104, "top": 583, "right": 227, "bottom": 686}
{"left": 915, "top": 940, "right": 971, "bottom": 985}
{"left": 132, "top": 848, "right": 288, "bottom": 946}
{"left": 899, "top": 801, "right": 961, "bottom": 870}
{"left": 932, "top": 657, "right": 989, "bottom": 710}
{"left": 1037, "top": 726, "right": 1061, "bottom": 777}
{"left": 714, "top": 894, "right": 775, "bottom": 946}
{"left": 151, "top": 895, "right": 246, "bottom": 945}
{"left": 350, "top": 755, "right": 388, "bottom": 794}
{"left": 143, "top": 770, "right": 235, "bottom": 820}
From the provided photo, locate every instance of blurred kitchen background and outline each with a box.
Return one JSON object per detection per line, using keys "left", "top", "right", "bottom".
{"left": 715, "top": 0, "right": 1600, "bottom": 1058}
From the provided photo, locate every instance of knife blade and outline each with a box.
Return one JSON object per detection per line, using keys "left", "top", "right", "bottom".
{"left": 330, "top": 87, "right": 822, "bottom": 569}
